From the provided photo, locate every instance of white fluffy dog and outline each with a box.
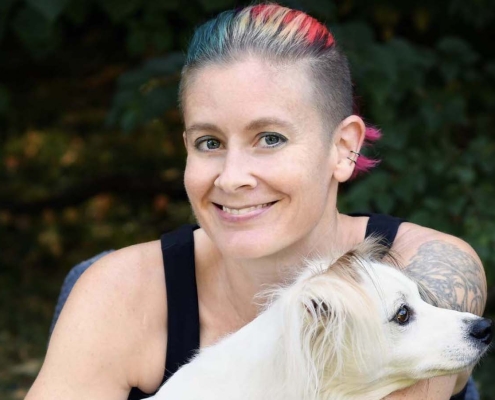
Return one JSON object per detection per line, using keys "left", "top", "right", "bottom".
{"left": 150, "top": 240, "right": 492, "bottom": 400}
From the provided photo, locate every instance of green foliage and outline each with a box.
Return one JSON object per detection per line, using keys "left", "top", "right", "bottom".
{"left": 298, "top": 0, "right": 337, "bottom": 20}
{"left": 11, "top": 5, "right": 61, "bottom": 58}
{"left": 449, "top": 0, "right": 495, "bottom": 28}
{"left": 25, "top": 0, "right": 71, "bottom": 22}
{"left": 198, "top": 0, "right": 235, "bottom": 12}
{"left": 98, "top": 0, "right": 142, "bottom": 22}
{"left": 337, "top": 26, "right": 495, "bottom": 286}
{"left": 107, "top": 53, "right": 185, "bottom": 132}
{"left": 0, "top": 84, "right": 9, "bottom": 116}
{"left": 1, "top": 0, "right": 495, "bottom": 398}
{"left": 0, "top": 0, "right": 16, "bottom": 41}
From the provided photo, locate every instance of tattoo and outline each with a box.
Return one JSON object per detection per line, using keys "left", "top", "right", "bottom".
{"left": 406, "top": 241, "right": 486, "bottom": 315}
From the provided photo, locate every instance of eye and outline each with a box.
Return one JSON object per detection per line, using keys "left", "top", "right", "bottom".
{"left": 394, "top": 305, "right": 411, "bottom": 325}
{"left": 259, "top": 133, "right": 287, "bottom": 148}
{"left": 195, "top": 137, "right": 222, "bottom": 151}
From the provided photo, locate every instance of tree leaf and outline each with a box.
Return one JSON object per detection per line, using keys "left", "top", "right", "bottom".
{"left": 301, "top": 0, "right": 337, "bottom": 21}
{"left": 143, "top": 53, "right": 185, "bottom": 75}
{"left": 98, "top": 0, "right": 142, "bottom": 23}
{"left": 64, "top": 0, "right": 91, "bottom": 25}
{"left": 11, "top": 6, "right": 60, "bottom": 58}
{"left": 120, "top": 108, "right": 140, "bottom": 133}
{"left": 0, "top": 84, "right": 10, "bottom": 116}
{"left": 141, "top": 86, "right": 177, "bottom": 121}
{"left": 198, "top": 0, "right": 234, "bottom": 12}
{"left": 0, "top": 0, "right": 17, "bottom": 41}
{"left": 437, "top": 36, "right": 479, "bottom": 82}
{"left": 108, "top": 53, "right": 185, "bottom": 131}
{"left": 0, "top": 0, "right": 17, "bottom": 12}
{"left": 25, "top": 0, "right": 71, "bottom": 22}
{"left": 127, "top": 24, "right": 147, "bottom": 55}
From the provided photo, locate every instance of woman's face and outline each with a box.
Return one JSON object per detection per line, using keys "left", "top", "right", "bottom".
{"left": 182, "top": 57, "right": 340, "bottom": 259}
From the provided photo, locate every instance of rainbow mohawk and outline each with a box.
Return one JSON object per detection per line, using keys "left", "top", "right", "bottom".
{"left": 185, "top": 4, "right": 335, "bottom": 67}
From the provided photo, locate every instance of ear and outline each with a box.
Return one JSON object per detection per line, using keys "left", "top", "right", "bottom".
{"left": 304, "top": 298, "right": 332, "bottom": 321}
{"left": 332, "top": 115, "right": 366, "bottom": 183}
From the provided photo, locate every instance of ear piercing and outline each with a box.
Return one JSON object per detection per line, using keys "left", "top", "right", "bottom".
{"left": 347, "top": 150, "right": 360, "bottom": 164}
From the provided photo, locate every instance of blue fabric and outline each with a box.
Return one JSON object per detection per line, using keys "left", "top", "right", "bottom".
{"left": 50, "top": 249, "right": 480, "bottom": 399}
{"left": 50, "top": 250, "right": 114, "bottom": 335}
{"left": 465, "top": 377, "right": 479, "bottom": 400}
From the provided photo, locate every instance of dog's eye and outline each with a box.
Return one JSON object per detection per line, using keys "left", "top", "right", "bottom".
{"left": 394, "top": 305, "right": 411, "bottom": 325}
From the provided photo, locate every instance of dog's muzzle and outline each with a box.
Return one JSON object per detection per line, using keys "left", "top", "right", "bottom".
{"left": 469, "top": 318, "right": 493, "bottom": 345}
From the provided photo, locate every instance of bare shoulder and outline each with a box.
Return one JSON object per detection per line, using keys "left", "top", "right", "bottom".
{"left": 392, "top": 222, "right": 487, "bottom": 316}
{"left": 26, "top": 241, "right": 167, "bottom": 400}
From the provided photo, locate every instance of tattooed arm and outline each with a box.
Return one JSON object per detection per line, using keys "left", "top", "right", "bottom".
{"left": 384, "top": 223, "right": 487, "bottom": 400}
{"left": 406, "top": 240, "right": 487, "bottom": 316}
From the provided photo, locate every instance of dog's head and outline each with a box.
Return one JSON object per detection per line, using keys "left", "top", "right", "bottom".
{"left": 281, "top": 238, "right": 492, "bottom": 398}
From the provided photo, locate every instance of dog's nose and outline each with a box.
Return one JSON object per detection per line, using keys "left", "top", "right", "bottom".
{"left": 469, "top": 318, "right": 493, "bottom": 345}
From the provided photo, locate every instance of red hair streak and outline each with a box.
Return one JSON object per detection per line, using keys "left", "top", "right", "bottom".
{"left": 251, "top": 4, "right": 277, "bottom": 19}
{"left": 251, "top": 5, "right": 334, "bottom": 48}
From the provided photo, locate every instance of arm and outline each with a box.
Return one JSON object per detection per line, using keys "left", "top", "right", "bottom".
{"left": 384, "top": 225, "right": 487, "bottom": 400}
{"left": 49, "top": 250, "right": 114, "bottom": 335}
{"left": 405, "top": 239, "right": 486, "bottom": 316}
{"left": 26, "top": 243, "right": 167, "bottom": 400}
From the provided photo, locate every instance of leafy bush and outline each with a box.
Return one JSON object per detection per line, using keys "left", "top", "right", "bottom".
{"left": 1, "top": 0, "right": 494, "bottom": 398}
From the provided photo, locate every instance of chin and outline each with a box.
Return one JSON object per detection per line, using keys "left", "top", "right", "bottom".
{"left": 215, "top": 231, "right": 284, "bottom": 260}
{"left": 211, "top": 222, "right": 304, "bottom": 260}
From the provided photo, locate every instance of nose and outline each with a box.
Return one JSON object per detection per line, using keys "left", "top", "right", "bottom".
{"left": 214, "top": 150, "right": 257, "bottom": 193}
{"left": 469, "top": 318, "right": 493, "bottom": 345}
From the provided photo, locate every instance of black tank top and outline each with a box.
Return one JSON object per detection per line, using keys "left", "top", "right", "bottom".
{"left": 128, "top": 214, "right": 466, "bottom": 400}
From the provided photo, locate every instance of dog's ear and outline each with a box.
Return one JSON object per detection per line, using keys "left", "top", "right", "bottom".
{"left": 304, "top": 298, "right": 332, "bottom": 320}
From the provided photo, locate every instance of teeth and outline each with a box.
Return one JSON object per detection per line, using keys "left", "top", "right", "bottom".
{"left": 222, "top": 203, "right": 270, "bottom": 215}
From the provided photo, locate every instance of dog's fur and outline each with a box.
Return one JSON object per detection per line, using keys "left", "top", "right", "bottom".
{"left": 150, "top": 239, "right": 491, "bottom": 400}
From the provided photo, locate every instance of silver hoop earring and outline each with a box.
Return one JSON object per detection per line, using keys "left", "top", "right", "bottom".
{"left": 347, "top": 150, "right": 360, "bottom": 164}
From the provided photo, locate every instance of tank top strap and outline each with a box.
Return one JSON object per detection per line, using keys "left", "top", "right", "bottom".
{"left": 348, "top": 212, "right": 406, "bottom": 248}
{"left": 162, "top": 224, "right": 200, "bottom": 380}
{"left": 128, "top": 224, "right": 200, "bottom": 399}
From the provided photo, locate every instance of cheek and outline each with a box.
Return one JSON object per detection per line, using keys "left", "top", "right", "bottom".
{"left": 256, "top": 156, "right": 323, "bottom": 201}
{"left": 293, "top": 153, "right": 333, "bottom": 197}
{"left": 274, "top": 145, "right": 332, "bottom": 181}
{"left": 184, "top": 156, "right": 214, "bottom": 202}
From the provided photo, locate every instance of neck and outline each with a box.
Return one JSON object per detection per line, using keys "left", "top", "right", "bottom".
{"left": 209, "top": 210, "right": 364, "bottom": 321}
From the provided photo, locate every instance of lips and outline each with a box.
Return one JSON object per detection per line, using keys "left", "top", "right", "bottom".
{"left": 213, "top": 201, "right": 276, "bottom": 216}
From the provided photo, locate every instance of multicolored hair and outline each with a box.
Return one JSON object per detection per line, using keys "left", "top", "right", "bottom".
{"left": 180, "top": 3, "right": 380, "bottom": 177}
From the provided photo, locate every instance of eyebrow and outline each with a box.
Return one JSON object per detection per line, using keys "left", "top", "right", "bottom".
{"left": 245, "top": 117, "right": 296, "bottom": 132}
{"left": 386, "top": 292, "right": 407, "bottom": 322}
{"left": 394, "top": 292, "right": 407, "bottom": 308}
{"left": 184, "top": 117, "right": 296, "bottom": 136}
{"left": 184, "top": 123, "right": 220, "bottom": 136}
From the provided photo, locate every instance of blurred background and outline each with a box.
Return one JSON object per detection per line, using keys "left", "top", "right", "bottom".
{"left": 1, "top": 0, "right": 494, "bottom": 398}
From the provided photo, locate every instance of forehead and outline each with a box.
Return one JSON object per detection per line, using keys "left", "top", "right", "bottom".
{"left": 182, "top": 58, "right": 323, "bottom": 131}
{"left": 365, "top": 263, "right": 419, "bottom": 299}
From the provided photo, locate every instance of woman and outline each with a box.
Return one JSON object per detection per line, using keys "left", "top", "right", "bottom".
{"left": 26, "top": 4, "right": 486, "bottom": 400}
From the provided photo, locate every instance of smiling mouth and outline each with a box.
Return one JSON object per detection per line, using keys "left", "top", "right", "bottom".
{"left": 214, "top": 202, "right": 276, "bottom": 215}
